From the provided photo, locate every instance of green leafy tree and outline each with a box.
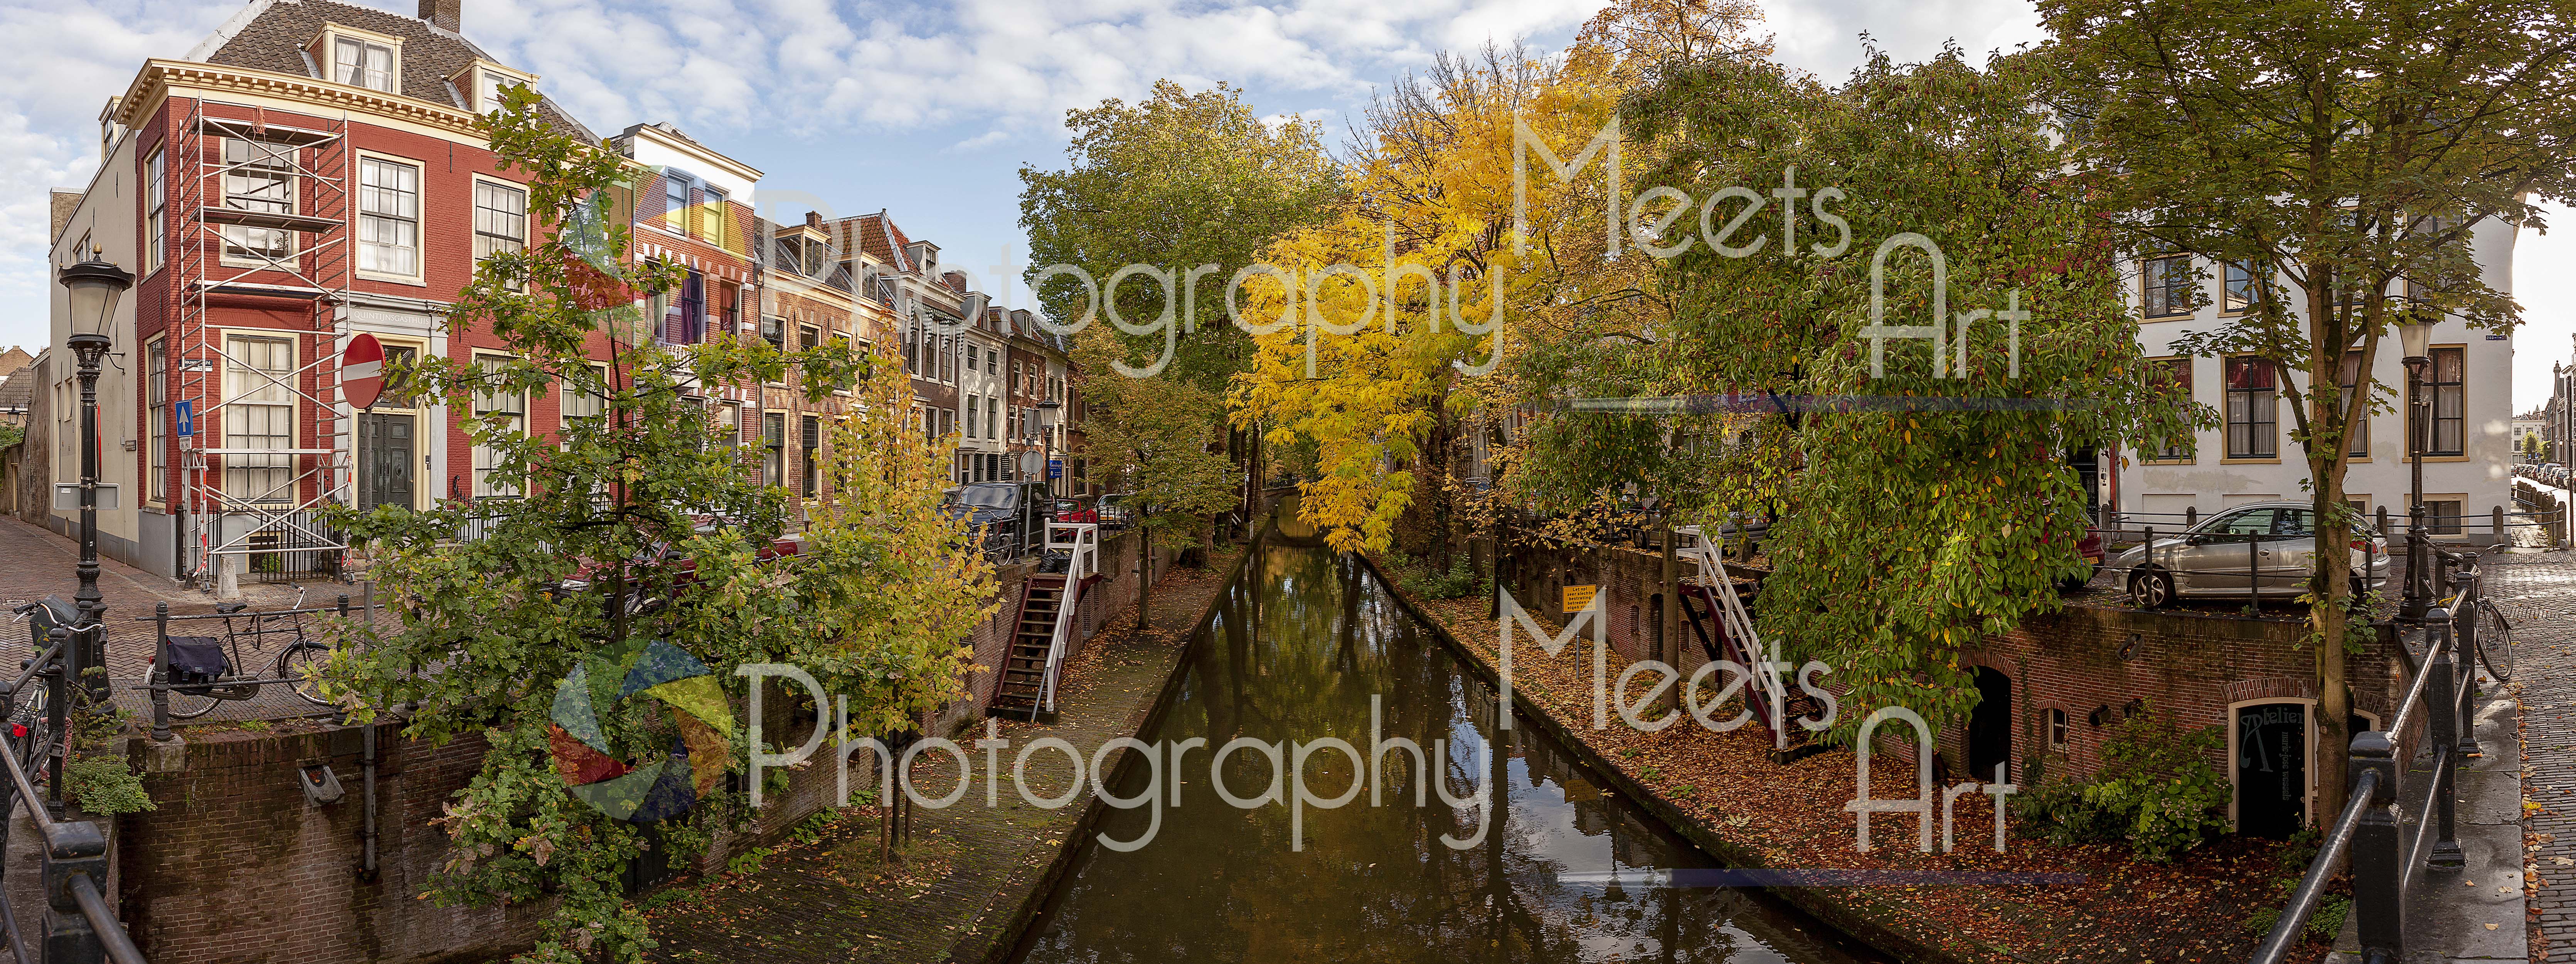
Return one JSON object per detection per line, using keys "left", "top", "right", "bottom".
{"left": 2036, "top": 0, "right": 2576, "bottom": 814}
{"left": 1073, "top": 329, "right": 1238, "bottom": 628}
{"left": 1019, "top": 80, "right": 1342, "bottom": 391}
{"left": 323, "top": 87, "right": 987, "bottom": 963}
{"left": 1579, "top": 47, "right": 2194, "bottom": 738}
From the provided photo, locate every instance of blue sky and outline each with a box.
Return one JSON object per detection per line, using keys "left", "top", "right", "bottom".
{"left": 4, "top": 0, "right": 2568, "bottom": 411}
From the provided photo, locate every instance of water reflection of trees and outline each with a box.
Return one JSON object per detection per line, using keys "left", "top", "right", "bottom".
{"left": 1014, "top": 543, "right": 1860, "bottom": 964}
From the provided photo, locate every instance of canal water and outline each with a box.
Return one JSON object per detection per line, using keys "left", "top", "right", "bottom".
{"left": 1008, "top": 537, "right": 1875, "bottom": 963}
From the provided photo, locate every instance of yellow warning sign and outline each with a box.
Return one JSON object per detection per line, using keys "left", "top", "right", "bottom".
{"left": 1562, "top": 584, "right": 1597, "bottom": 614}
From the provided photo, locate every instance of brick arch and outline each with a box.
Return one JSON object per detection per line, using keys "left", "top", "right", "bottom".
{"left": 2219, "top": 676, "right": 2317, "bottom": 707}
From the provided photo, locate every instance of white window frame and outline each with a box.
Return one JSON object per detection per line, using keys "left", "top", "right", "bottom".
{"left": 221, "top": 332, "right": 299, "bottom": 504}
{"left": 472, "top": 355, "right": 526, "bottom": 498}
{"left": 146, "top": 336, "right": 167, "bottom": 503}
{"left": 324, "top": 25, "right": 403, "bottom": 94}
{"left": 357, "top": 152, "right": 424, "bottom": 283}
{"left": 471, "top": 176, "right": 527, "bottom": 288}
{"left": 219, "top": 139, "right": 297, "bottom": 268}
{"left": 145, "top": 148, "right": 165, "bottom": 274}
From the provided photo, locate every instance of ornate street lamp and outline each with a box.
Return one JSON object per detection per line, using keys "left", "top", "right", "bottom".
{"left": 1036, "top": 399, "right": 1062, "bottom": 500}
{"left": 2396, "top": 311, "right": 2436, "bottom": 620}
{"left": 57, "top": 251, "right": 131, "bottom": 702}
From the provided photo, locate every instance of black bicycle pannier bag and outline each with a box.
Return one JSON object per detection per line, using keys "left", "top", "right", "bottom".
{"left": 163, "top": 637, "right": 232, "bottom": 694}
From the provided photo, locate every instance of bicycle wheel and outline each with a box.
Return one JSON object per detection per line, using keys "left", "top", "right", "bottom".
{"left": 274, "top": 641, "right": 336, "bottom": 708}
{"left": 2475, "top": 598, "right": 2515, "bottom": 683}
{"left": 159, "top": 666, "right": 222, "bottom": 721}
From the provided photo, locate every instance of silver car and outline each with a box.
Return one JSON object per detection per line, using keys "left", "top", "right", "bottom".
{"left": 2108, "top": 501, "right": 2391, "bottom": 608}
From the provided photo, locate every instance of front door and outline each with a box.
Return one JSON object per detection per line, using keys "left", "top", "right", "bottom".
{"left": 1967, "top": 667, "right": 2013, "bottom": 783}
{"left": 359, "top": 413, "right": 414, "bottom": 512}
{"left": 2236, "top": 702, "right": 2308, "bottom": 839}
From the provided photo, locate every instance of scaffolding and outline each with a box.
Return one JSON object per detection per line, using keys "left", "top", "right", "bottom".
{"left": 168, "top": 98, "right": 355, "bottom": 586}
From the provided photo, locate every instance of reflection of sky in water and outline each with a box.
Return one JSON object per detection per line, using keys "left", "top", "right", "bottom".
{"left": 1011, "top": 543, "right": 1871, "bottom": 964}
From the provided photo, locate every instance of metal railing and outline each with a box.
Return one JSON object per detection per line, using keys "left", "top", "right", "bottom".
{"left": 0, "top": 617, "right": 146, "bottom": 964}
{"left": 2248, "top": 551, "right": 2487, "bottom": 963}
{"left": 1036, "top": 522, "right": 1098, "bottom": 714}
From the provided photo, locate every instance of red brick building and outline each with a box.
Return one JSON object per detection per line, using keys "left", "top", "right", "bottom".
{"left": 44, "top": 0, "right": 610, "bottom": 581}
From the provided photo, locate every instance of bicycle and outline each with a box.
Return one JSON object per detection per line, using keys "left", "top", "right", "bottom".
{"left": 158, "top": 586, "right": 339, "bottom": 720}
{"left": 5, "top": 600, "right": 72, "bottom": 807}
{"left": 2438, "top": 549, "right": 2516, "bottom": 683}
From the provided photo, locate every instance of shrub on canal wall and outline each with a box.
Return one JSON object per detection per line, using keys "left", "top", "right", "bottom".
{"left": 2014, "top": 706, "right": 2230, "bottom": 862}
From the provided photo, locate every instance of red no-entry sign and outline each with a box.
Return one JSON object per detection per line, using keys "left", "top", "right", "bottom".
{"left": 342, "top": 333, "right": 386, "bottom": 410}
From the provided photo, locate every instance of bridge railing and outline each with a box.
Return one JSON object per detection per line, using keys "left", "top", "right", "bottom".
{"left": 0, "top": 619, "right": 146, "bottom": 964}
{"left": 2248, "top": 552, "right": 2485, "bottom": 963}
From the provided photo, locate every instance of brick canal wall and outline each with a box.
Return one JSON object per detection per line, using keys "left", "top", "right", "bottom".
{"left": 109, "top": 527, "right": 1167, "bottom": 964}
{"left": 1495, "top": 538, "right": 2420, "bottom": 790}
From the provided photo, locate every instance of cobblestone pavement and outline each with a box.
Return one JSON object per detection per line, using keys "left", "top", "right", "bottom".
{"left": 0, "top": 517, "right": 346, "bottom": 724}
{"left": 2481, "top": 546, "right": 2576, "bottom": 961}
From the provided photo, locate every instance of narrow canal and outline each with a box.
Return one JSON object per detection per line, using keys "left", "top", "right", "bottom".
{"left": 1008, "top": 536, "right": 1876, "bottom": 963}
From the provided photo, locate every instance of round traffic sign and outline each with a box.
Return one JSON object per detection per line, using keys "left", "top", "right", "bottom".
{"left": 342, "top": 333, "right": 386, "bottom": 410}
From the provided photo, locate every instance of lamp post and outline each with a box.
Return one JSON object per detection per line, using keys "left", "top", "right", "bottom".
{"left": 1036, "top": 399, "right": 1061, "bottom": 500}
{"left": 57, "top": 251, "right": 131, "bottom": 704}
{"left": 2397, "top": 313, "right": 2435, "bottom": 621}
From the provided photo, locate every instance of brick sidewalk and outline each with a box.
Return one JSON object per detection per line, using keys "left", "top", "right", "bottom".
{"left": 2484, "top": 548, "right": 2576, "bottom": 960}
{"left": 0, "top": 517, "right": 340, "bottom": 724}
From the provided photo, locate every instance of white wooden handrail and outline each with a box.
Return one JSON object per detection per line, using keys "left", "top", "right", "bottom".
{"left": 1039, "top": 522, "right": 1099, "bottom": 712}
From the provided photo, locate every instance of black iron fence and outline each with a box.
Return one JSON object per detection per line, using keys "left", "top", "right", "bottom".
{"left": 0, "top": 614, "right": 146, "bottom": 963}
{"left": 2247, "top": 550, "right": 2488, "bottom": 962}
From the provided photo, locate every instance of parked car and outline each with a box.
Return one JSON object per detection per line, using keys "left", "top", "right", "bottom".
{"left": 2106, "top": 501, "right": 2390, "bottom": 608}
{"left": 1049, "top": 497, "right": 1099, "bottom": 525}
{"left": 942, "top": 481, "right": 1051, "bottom": 556}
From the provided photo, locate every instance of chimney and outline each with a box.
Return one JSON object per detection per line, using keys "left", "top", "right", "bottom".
{"left": 805, "top": 211, "right": 822, "bottom": 229}
{"left": 420, "top": 0, "right": 461, "bottom": 32}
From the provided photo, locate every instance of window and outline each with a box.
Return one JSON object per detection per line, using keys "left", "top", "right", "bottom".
{"left": 965, "top": 396, "right": 979, "bottom": 439}
{"left": 2147, "top": 357, "right": 2192, "bottom": 461}
{"left": 334, "top": 37, "right": 395, "bottom": 92}
{"left": 2427, "top": 347, "right": 2463, "bottom": 457}
{"left": 800, "top": 415, "right": 820, "bottom": 498}
{"left": 2429, "top": 499, "right": 2462, "bottom": 535}
{"left": 146, "top": 339, "right": 166, "bottom": 502}
{"left": 2337, "top": 353, "right": 2369, "bottom": 457}
{"left": 2225, "top": 356, "right": 2278, "bottom": 458}
{"left": 475, "top": 69, "right": 522, "bottom": 115}
{"left": 2142, "top": 254, "right": 2192, "bottom": 319}
{"left": 472, "top": 356, "right": 525, "bottom": 497}
{"left": 985, "top": 400, "right": 997, "bottom": 439}
{"left": 663, "top": 173, "right": 692, "bottom": 232}
{"left": 145, "top": 150, "right": 165, "bottom": 273}
{"left": 762, "top": 413, "right": 786, "bottom": 487}
{"left": 473, "top": 180, "right": 527, "bottom": 283}
{"left": 2215, "top": 507, "right": 2277, "bottom": 536}
{"left": 221, "top": 140, "right": 295, "bottom": 263}
{"left": 2222, "top": 261, "right": 2265, "bottom": 314}
{"left": 966, "top": 344, "right": 979, "bottom": 374}
{"left": 799, "top": 324, "right": 819, "bottom": 352}
{"left": 380, "top": 344, "right": 419, "bottom": 406}
{"left": 715, "top": 403, "right": 740, "bottom": 450}
{"left": 761, "top": 314, "right": 785, "bottom": 351}
{"left": 670, "top": 271, "right": 704, "bottom": 345}
{"left": 358, "top": 157, "right": 420, "bottom": 277}
{"left": 224, "top": 335, "right": 296, "bottom": 502}
{"left": 987, "top": 349, "right": 998, "bottom": 376}
{"left": 2047, "top": 708, "right": 2068, "bottom": 751}
{"left": 562, "top": 365, "right": 608, "bottom": 433}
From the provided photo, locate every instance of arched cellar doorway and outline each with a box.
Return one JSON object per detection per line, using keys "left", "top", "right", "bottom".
{"left": 1967, "top": 666, "right": 2013, "bottom": 782}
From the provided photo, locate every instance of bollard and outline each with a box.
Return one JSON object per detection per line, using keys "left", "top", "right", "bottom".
{"left": 150, "top": 603, "right": 173, "bottom": 743}
{"left": 2247, "top": 537, "right": 2261, "bottom": 612}
{"left": 2350, "top": 731, "right": 2406, "bottom": 959}
{"left": 2493, "top": 506, "right": 2507, "bottom": 545}
{"left": 2425, "top": 613, "right": 2465, "bottom": 867}
{"left": 2186, "top": 505, "right": 2197, "bottom": 528}
{"left": 2455, "top": 579, "right": 2484, "bottom": 760}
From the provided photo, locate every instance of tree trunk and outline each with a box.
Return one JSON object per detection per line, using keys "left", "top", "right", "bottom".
{"left": 2309, "top": 336, "right": 2354, "bottom": 822}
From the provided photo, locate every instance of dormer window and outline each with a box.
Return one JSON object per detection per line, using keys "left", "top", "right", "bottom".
{"left": 462, "top": 62, "right": 536, "bottom": 115}
{"left": 336, "top": 38, "right": 394, "bottom": 91}
{"left": 317, "top": 25, "right": 404, "bottom": 94}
